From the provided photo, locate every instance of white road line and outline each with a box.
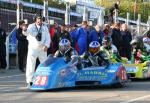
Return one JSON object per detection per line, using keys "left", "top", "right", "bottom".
{"left": 120, "top": 95, "right": 150, "bottom": 103}
{"left": 0, "top": 74, "right": 25, "bottom": 79}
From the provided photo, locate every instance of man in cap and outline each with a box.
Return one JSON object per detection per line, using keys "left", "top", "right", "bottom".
{"left": 22, "top": 14, "right": 51, "bottom": 87}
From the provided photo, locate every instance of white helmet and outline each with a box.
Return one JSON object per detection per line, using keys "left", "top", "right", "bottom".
{"left": 59, "top": 39, "right": 71, "bottom": 54}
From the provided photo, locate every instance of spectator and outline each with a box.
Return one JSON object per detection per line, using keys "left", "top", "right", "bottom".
{"left": 59, "top": 24, "right": 72, "bottom": 42}
{"left": 0, "top": 21, "right": 7, "bottom": 73}
{"left": 103, "top": 24, "right": 111, "bottom": 36}
{"left": 70, "top": 24, "right": 78, "bottom": 48}
{"left": 120, "top": 24, "right": 132, "bottom": 60}
{"left": 111, "top": 22, "right": 123, "bottom": 54}
{"left": 22, "top": 14, "right": 51, "bottom": 87}
{"left": 16, "top": 20, "right": 28, "bottom": 72}
{"left": 76, "top": 21, "right": 88, "bottom": 55}
{"left": 109, "top": 0, "right": 120, "bottom": 23}
{"left": 89, "top": 24, "right": 104, "bottom": 45}
{"left": 48, "top": 22, "right": 60, "bottom": 55}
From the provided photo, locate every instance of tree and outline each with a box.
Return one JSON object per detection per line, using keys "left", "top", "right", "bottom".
{"left": 95, "top": 0, "right": 150, "bottom": 22}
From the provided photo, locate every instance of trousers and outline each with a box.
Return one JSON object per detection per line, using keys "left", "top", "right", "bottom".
{"left": 26, "top": 47, "right": 47, "bottom": 83}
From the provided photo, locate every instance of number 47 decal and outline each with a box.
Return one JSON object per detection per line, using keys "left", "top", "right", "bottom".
{"left": 34, "top": 76, "right": 48, "bottom": 86}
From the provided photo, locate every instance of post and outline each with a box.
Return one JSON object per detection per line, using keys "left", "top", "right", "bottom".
{"left": 98, "top": 10, "right": 104, "bottom": 27}
{"left": 134, "top": 0, "right": 137, "bottom": 21}
{"left": 137, "top": 14, "right": 141, "bottom": 35}
{"left": 43, "top": 0, "right": 49, "bottom": 23}
{"left": 83, "top": 5, "right": 88, "bottom": 21}
{"left": 126, "top": 12, "right": 130, "bottom": 26}
{"left": 148, "top": 16, "right": 150, "bottom": 30}
{"left": 16, "top": 0, "right": 20, "bottom": 27}
{"left": 114, "top": 9, "right": 118, "bottom": 23}
{"left": 20, "top": 9, "right": 23, "bottom": 20}
{"left": 65, "top": 2, "right": 70, "bottom": 25}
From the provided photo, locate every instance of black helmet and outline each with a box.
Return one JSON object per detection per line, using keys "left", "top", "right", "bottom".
{"left": 131, "top": 36, "right": 143, "bottom": 49}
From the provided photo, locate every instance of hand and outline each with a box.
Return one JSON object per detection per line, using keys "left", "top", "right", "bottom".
{"left": 43, "top": 46, "right": 48, "bottom": 52}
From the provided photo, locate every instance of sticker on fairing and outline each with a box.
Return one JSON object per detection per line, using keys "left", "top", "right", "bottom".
{"left": 33, "top": 76, "right": 48, "bottom": 86}
{"left": 126, "top": 66, "right": 138, "bottom": 72}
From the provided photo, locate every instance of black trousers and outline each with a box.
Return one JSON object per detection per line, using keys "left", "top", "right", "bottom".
{"left": 17, "top": 43, "right": 28, "bottom": 70}
{"left": 0, "top": 44, "right": 7, "bottom": 69}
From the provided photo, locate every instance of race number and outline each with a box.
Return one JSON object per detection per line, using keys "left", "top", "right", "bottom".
{"left": 34, "top": 76, "right": 48, "bottom": 86}
{"left": 121, "top": 70, "right": 127, "bottom": 80}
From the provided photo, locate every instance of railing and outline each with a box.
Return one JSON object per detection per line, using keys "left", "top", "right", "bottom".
{"left": 6, "top": 26, "right": 17, "bottom": 70}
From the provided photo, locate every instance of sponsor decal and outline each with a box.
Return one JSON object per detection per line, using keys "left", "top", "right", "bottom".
{"left": 126, "top": 66, "right": 138, "bottom": 73}
{"left": 77, "top": 70, "right": 108, "bottom": 81}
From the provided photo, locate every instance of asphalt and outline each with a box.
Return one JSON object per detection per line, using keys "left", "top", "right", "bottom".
{"left": 0, "top": 69, "right": 150, "bottom": 103}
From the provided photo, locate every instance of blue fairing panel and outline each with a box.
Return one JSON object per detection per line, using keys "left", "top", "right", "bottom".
{"left": 31, "top": 57, "right": 77, "bottom": 90}
{"left": 76, "top": 63, "right": 122, "bottom": 85}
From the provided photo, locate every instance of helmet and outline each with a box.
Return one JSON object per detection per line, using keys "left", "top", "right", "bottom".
{"left": 89, "top": 41, "right": 100, "bottom": 55}
{"left": 143, "top": 37, "right": 150, "bottom": 43}
{"left": 59, "top": 39, "right": 71, "bottom": 54}
{"left": 131, "top": 36, "right": 143, "bottom": 49}
{"left": 102, "top": 36, "right": 112, "bottom": 48}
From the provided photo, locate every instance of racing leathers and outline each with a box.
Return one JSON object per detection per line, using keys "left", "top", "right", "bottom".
{"left": 81, "top": 51, "right": 110, "bottom": 68}
{"left": 131, "top": 48, "right": 150, "bottom": 64}
{"left": 100, "top": 44, "right": 122, "bottom": 63}
{"left": 54, "top": 47, "right": 82, "bottom": 69}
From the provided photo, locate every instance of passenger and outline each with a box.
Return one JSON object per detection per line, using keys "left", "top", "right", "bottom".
{"left": 100, "top": 36, "right": 122, "bottom": 63}
{"left": 130, "top": 36, "right": 150, "bottom": 63}
{"left": 81, "top": 41, "right": 110, "bottom": 67}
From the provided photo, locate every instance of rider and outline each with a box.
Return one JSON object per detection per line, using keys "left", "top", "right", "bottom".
{"left": 54, "top": 39, "right": 82, "bottom": 69}
{"left": 130, "top": 36, "right": 150, "bottom": 64}
{"left": 100, "top": 36, "right": 122, "bottom": 63}
{"left": 54, "top": 39, "right": 77, "bottom": 62}
{"left": 143, "top": 37, "right": 150, "bottom": 54}
{"left": 81, "top": 41, "right": 110, "bottom": 67}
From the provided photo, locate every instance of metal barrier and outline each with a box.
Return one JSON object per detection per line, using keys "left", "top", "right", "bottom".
{"left": 6, "top": 26, "right": 17, "bottom": 70}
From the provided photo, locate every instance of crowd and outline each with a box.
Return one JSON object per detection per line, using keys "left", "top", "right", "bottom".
{"left": 0, "top": 13, "right": 150, "bottom": 87}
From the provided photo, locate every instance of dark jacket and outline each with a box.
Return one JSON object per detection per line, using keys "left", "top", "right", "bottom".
{"left": 59, "top": 30, "right": 72, "bottom": 42}
{"left": 0, "top": 28, "right": 6, "bottom": 56}
{"left": 16, "top": 28, "right": 28, "bottom": 45}
{"left": 111, "top": 28, "right": 123, "bottom": 51}
{"left": 121, "top": 30, "right": 132, "bottom": 48}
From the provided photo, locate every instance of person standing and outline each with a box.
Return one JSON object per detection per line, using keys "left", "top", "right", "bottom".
{"left": 16, "top": 20, "right": 28, "bottom": 72}
{"left": 59, "top": 24, "right": 72, "bottom": 42}
{"left": 76, "top": 21, "right": 88, "bottom": 55}
{"left": 0, "top": 21, "right": 7, "bottom": 73}
{"left": 120, "top": 24, "right": 132, "bottom": 60}
{"left": 111, "top": 22, "right": 123, "bottom": 55}
{"left": 22, "top": 14, "right": 51, "bottom": 87}
{"left": 89, "top": 24, "right": 104, "bottom": 45}
{"left": 70, "top": 24, "right": 78, "bottom": 48}
{"left": 49, "top": 22, "right": 60, "bottom": 55}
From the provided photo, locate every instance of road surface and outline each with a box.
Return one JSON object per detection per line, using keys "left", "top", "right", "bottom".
{"left": 0, "top": 69, "right": 150, "bottom": 103}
